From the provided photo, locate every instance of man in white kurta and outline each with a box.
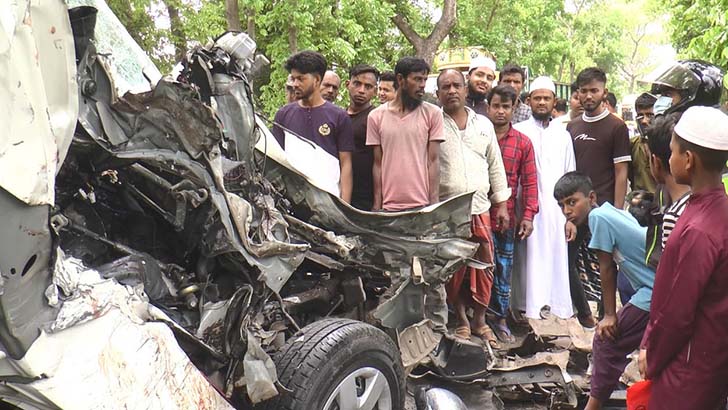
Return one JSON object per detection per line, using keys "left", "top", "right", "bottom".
{"left": 512, "top": 76, "right": 575, "bottom": 319}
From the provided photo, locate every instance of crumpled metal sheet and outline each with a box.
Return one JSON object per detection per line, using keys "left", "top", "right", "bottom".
{"left": 0, "top": 0, "right": 78, "bottom": 206}
{"left": 74, "top": 74, "right": 309, "bottom": 293}
{"left": 121, "top": 81, "right": 222, "bottom": 159}
{"left": 374, "top": 279, "right": 426, "bottom": 329}
{"left": 254, "top": 127, "right": 474, "bottom": 240}
{"left": 491, "top": 350, "right": 571, "bottom": 372}
{"left": 18, "top": 311, "right": 233, "bottom": 410}
{"left": 4, "top": 257, "right": 234, "bottom": 410}
{"left": 398, "top": 320, "right": 442, "bottom": 369}
{"left": 528, "top": 317, "right": 594, "bottom": 352}
{"left": 45, "top": 257, "right": 151, "bottom": 333}
{"left": 240, "top": 330, "right": 279, "bottom": 404}
{"left": 256, "top": 132, "right": 478, "bottom": 289}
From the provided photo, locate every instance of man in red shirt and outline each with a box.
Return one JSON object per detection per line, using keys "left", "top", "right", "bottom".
{"left": 486, "top": 84, "right": 539, "bottom": 342}
{"left": 639, "top": 106, "right": 728, "bottom": 409}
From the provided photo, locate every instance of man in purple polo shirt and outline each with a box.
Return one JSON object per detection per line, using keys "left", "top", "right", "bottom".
{"left": 272, "top": 51, "right": 354, "bottom": 203}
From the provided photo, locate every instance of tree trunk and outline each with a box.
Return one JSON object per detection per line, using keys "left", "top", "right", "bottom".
{"left": 484, "top": 0, "right": 500, "bottom": 31}
{"left": 166, "top": 1, "right": 186, "bottom": 62}
{"left": 569, "top": 60, "right": 576, "bottom": 83}
{"left": 246, "top": 7, "right": 256, "bottom": 40}
{"left": 225, "top": 0, "right": 242, "bottom": 31}
{"left": 288, "top": 0, "right": 298, "bottom": 53}
{"left": 391, "top": 0, "right": 457, "bottom": 67}
{"left": 557, "top": 54, "right": 567, "bottom": 82}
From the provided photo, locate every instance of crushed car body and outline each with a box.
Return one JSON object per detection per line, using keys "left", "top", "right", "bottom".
{"left": 0, "top": 0, "right": 586, "bottom": 408}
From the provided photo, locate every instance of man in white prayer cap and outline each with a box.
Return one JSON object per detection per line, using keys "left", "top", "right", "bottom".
{"left": 639, "top": 106, "right": 728, "bottom": 410}
{"left": 510, "top": 76, "right": 576, "bottom": 320}
{"left": 466, "top": 56, "right": 497, "bottom": 116}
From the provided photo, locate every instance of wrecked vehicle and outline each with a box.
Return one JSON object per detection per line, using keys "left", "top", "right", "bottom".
{"left": 0, "top": 0, "right": 580, "bottom": 408}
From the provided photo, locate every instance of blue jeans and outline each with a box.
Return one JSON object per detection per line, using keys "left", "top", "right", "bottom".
{"left": 490, "top": 228, "right": 515, "bottom": 318}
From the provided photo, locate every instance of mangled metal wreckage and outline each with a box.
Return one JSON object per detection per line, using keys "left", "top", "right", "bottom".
{"left": 0, "top": 1, "right": 578, "bottom": 408}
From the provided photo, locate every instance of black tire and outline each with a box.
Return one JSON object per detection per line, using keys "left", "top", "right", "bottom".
{"left": 259, "top": 318, "right": 405, "bottom": 410}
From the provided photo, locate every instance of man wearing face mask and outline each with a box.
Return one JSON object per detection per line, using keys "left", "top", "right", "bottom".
{"left": 642, "top": 59, "right": 725, "bottom": 116}
{"left": 466, "top": 56, "right": 497, "bottom": 116}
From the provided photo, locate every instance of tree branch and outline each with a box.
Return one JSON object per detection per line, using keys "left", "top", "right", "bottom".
{"left": 392, "top": 13, "right": 424, "bottom": 50}
{"left": 391, "top": 0, "right": 457, "bottom": 65}
{"left": 225, "top": 0, "right": 242, "bottom": 31}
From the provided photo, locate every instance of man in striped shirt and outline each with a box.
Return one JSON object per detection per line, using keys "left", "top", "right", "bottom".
{"left": 642, "top": 114, "right": 691, "bottom": 268}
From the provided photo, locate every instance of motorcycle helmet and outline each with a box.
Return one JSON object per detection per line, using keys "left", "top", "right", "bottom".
{"left": 641, "top": 59, "right": 724, "bottom": 115}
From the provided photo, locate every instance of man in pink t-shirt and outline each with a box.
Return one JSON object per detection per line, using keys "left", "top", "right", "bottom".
{"left": 366, "top": 57, "right": 445, "bottom": 212}
{"left": 366, "top": 56, "right": 447, "bottom": 330}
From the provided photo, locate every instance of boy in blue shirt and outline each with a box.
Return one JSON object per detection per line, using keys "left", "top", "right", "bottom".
{"left": 554, "top": 171, "right": 656, "bottom": 410}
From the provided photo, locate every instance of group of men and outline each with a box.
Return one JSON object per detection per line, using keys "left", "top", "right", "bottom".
{"left": 271, "top": 50, "right": 728, "bottom": 409}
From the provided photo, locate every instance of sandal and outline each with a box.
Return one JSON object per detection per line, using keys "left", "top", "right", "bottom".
{"left": 490, "top": 321, "right": 516, "bottom": 344}
{"left": 454, "top": 325, "right": 471, "bottom": 340}
{"left": 509, "top": 309, "right": 530, "bottom": 326}
{"left": 473, "top": 325, "right": 500, "bottom": 349}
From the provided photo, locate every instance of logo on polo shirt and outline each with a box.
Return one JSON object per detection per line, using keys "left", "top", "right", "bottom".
{"left": 574, "top": 133, "right": 596, "bottom": 141}
{"left": 318, "top": 123, "right": 331, "bottom": 136}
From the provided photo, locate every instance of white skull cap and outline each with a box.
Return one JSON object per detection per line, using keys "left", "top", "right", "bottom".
{"left": 468, "top": 56, "right": 496, "bottom": 73}
{"left": 674, "top": 106, "right": 728, "bottom": 150}
{"left": 529, "top": 76, "right": 556, "bottom": 94}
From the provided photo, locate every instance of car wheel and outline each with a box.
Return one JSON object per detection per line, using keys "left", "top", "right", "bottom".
{"left": 260, "top": 318, "right": 405, "bottom": 410}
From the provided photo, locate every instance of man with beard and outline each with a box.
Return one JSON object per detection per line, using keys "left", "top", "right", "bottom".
{"left": 486, "top": 84, "right": 538, "bottom": 343}
{"left": 499, "top": 64, "right": 532, "bottom": 124}
{"left": 346, "top": 64, "right": 380, "bottom": 211}
{"left": 568, "top": 67, "right": 631, "bottom": 209}
{"left": 436, "top": 69, "right": 511, "bottom": 347}
{"left": 511, "top": 76, "right": 576, "bottom": 321}
{"left": 272, "top": 51, "right": 354, "bottom": 203}
{"left": 320, "top": 70, "right": 341, "bottom": 103}
{"left": 378, "top": 71, "right": 396, "bottom": 104}
{"left": 566, "top": 67, "right": 630, "bottom": 327}
{"left": 466, "top": 56, "right": 497, "bottom": 116}
{"left": 366, "top": 57, "right": 446, "bottom": 330}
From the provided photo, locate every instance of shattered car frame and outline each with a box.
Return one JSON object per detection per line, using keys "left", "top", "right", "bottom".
{"left": 0, "top": 0, "right": 579, "bottom": 408}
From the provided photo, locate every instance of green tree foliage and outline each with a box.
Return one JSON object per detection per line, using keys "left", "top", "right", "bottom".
{"left": 107, "top": 0, "right": 669, "bottom": 112}
{"left": 244, "top": 0, "right": 401, "bottom": 114}
{"left": 668, "top": 0, "right": 728, "bottom": 67}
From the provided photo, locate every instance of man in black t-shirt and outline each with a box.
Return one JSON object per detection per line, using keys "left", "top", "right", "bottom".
{"left": 567, "top": 67, "right": 631, "bottom": 209}
{"left": 272, "top": 51, "right": 354, "bottom": 203}
{"left": 346, "top": 64, "right": 380, "bottom": 210}
{"left": 566, "top": 67, "right": 631, "bottom": 328}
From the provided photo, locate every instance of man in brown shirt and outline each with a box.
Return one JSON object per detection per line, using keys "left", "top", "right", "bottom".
{"left": 567, "top": 67, "right": 631, "bottom": 208}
